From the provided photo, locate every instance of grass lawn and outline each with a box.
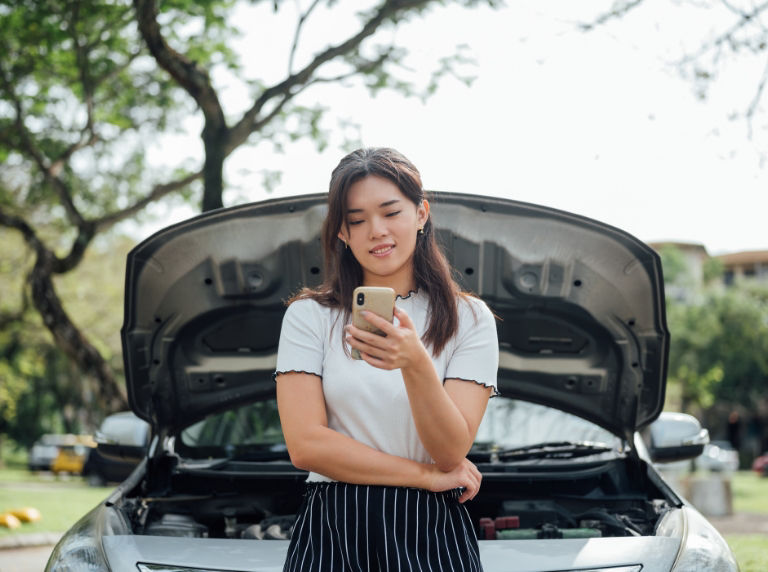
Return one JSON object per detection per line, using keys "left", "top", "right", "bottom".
{"left": 725, "top": 535, "right": 768, "bottom": 572}
{"left": 730, "top": 470, "right": 768, "bottom": 514}
{"left": 721, "top": 471, "right": 768, "bottom": 572}
{"left": 0, "top": 469, "right": 113, "bottom": 538}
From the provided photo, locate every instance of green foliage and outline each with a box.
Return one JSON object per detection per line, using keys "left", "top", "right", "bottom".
{"left": 0, "top": 0, "right": 501, "bottom": 447}
{"left": 0, "top": 230, "right": 133, "bottom": 445}
{"left": 659, "top": 245, "right": 691, "bottom": 286}
{"left": 0, "top": 0, "right": 196, "bottom": 226}
{"left": 154, "top": 0, "right": 242, "bottom": 70}
{"left": 665, "top": 278, "right": 768, "bottom": 411}
{"left": 703, "top": 256, "right": 724, "bottom": 284}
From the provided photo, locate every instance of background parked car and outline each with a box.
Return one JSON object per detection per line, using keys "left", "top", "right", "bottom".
{"left": 694, "top": 440, "right": 740, "bottom": 473}
{"left": 644, "top": 414, "right": 741, "bottom": 474}
{"left": 82, "top": 411, "right": 150, "bottom": 486}
{"left": 752, "top": 451, "right": 768, "bottom": 476}
{"left": 28, "top": 434, "right": 95, "bottom": 473}
{"left": 27, "top": 434, "right": 63, "bottom": 471}
{"left": 51, "top": 438, "right": 96, "bottom": 476}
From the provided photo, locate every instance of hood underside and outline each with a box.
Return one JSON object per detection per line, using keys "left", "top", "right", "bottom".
{"left": 122, "top": 193, "right": 668, "bottom": 437}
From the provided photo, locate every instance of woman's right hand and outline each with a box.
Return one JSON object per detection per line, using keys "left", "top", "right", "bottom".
{"left": 426, "top": 458, "right": 482, "bottom": 503}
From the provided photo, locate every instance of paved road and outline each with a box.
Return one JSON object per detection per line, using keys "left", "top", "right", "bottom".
{"left": 0, "top": 544, "right": 53, "bottom": 572}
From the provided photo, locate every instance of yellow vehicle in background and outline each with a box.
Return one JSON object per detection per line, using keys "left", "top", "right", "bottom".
{"left": 50, "top": 435, "right": 96, "bottom": 476}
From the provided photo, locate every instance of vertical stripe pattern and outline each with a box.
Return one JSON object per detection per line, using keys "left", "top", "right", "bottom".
{"left": 283, "top": 483, "right": 483, "bottom": 572}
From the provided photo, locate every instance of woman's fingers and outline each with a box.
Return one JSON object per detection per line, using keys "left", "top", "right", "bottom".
{"left": 392, "top": 306, "right": 415, "bottom": 330}
{"left": 428, "top": 459, "right": 482, "bottom": 503}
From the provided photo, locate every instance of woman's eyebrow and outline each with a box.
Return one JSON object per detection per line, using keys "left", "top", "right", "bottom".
{"left": 347, "top": 199, "right": 401, "bottom": 213}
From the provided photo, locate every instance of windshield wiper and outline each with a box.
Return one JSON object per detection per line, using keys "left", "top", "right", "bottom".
{"left": 469, "top": 441, "right": 615, "bottom": 462}
{"left": 227, "top": 450, "right": 291, "bottom": 462}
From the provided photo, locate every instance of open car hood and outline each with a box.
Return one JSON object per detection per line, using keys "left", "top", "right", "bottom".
{"left": 122, "top": 193, "right": 668, "bottom": 438}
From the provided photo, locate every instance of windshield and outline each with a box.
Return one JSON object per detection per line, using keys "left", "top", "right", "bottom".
{"left": 176, "top": 397, "right": 620, "bottom": 459}
{"left": 179, "top": 400, "right": 284, "bottom": 459}
{"left": 475, "top": 398, "right": 621, "bottom": 450}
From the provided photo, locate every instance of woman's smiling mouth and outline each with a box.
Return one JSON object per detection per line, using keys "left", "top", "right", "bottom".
{"left": 370, "top": 244, "right": 395, "bottom": 257}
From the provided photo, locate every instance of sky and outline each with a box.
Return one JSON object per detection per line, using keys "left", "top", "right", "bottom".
{"left": 138, "top": 1, "right": 768, "bottom": 256}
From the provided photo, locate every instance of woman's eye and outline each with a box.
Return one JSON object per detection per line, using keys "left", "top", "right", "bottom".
{"left": 385, "top": 211, "right": 401, "bottom": 217}
{"left": 349, "top": 220, "right": 363, "bottom": 226}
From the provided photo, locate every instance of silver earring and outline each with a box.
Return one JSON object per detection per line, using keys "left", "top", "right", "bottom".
{"left": 417, "top": 227, "right": 424, "bottom": 235}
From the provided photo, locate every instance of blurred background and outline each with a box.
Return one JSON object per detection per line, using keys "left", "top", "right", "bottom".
{"left": 1, "top": 0, "right": 767, "bottom": 569}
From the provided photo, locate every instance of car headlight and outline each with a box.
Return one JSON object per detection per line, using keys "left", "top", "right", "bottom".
{"left": 656, "top": 507, "right": 739, "bottom": 572}
{"left": 46, "top": 502, "right": 128, "bottom": 571}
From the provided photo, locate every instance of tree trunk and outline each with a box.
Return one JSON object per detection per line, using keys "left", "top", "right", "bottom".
{"left": 28, "top": 251, "right": 127, "bottom": 413}
{"left": 201, "top": 122, "right": 228, "bottom": 212}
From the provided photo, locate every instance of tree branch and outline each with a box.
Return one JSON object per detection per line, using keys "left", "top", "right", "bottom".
{"left": 229, "top": 0, "right": 434, "bottom": 152}
{"left": 288, "top": 0, "right": 323, "bottom": 74}
{"left": 28, "top": 253, "right": 127, "bottom": 412}
{"left": 0, "top": 208, "right": 45, "bottom": 253}
{"left": 0, "top": 205, "right": 125, "bottom": 410}
{"left": 579, "top": 0, "right": 645, "bottom": 31}
{"left": 133, "top": 0, "right": 226, "bottom": 127}
{"left": 70, "top": 0, "right": 96, "bottom": 136}
{"left": 746, "top": 51, "right": 768, "bottom": 136}
{"left": 0, "top": 67, "right": 86, "bottom": 227}
{"left": 677, "top": 1, "right": 768, "bottom": 66}
{"left": 93, "top": 169, "right": 203, "bottom": 231}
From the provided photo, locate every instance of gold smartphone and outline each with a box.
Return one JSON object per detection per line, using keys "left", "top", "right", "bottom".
{"left": 351, "top": 286, "right": 396, "bottom": 360}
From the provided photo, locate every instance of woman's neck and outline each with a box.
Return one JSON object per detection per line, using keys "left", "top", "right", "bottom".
{"left": 362, "top": 272, "right": 416, "bottom": 299}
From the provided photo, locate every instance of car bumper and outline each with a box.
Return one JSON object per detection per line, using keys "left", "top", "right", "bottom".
{"left": 101, "top": 535, "right": 681, "bottom": 572}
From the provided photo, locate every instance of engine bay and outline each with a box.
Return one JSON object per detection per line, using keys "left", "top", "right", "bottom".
{"left": 116, "top": 457, "right": 675, "bottom": 542}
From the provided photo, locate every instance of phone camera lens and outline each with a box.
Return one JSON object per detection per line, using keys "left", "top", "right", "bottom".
{"left": 356, "top": 293, "right": 365, "bottom": 305}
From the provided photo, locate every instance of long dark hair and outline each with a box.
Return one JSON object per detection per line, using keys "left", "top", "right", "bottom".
{"left": 293, "top": 147, "right": 463, "bottom": 355}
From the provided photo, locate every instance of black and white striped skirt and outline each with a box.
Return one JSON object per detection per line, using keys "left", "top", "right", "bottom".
{"left": 283, "top": 482, "right": 483, "bottom": 572}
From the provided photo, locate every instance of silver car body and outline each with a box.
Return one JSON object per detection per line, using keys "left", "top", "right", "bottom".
{"left": 46, "top": 193, "right": 739, "bottom": 572}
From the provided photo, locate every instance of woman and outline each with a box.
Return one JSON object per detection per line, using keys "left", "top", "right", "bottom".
{"left": 275, "top": 147, "right": 499, "bottom": 571}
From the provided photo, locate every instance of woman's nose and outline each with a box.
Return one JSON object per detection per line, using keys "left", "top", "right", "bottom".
{"left": 369, "top": 216, "right": 388, "bottom": 238}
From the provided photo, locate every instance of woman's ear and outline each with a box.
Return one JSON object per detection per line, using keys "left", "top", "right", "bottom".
{"left": 418, "top": 199, "right": 430, "bottom": 227}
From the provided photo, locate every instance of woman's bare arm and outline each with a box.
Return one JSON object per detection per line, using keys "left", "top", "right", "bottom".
{"left": 275, "top": 371, "right": 482, "bottom": 500}
{"left": 346, "top": 307, "right": 492, "bottom": 471}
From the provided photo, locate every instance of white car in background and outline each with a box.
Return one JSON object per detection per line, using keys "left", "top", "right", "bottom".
{"left": 47, "top": 193, "right": 739, "bottom": 571}
{"left": 696, "top": 440, "right": 740, "bottom": 473}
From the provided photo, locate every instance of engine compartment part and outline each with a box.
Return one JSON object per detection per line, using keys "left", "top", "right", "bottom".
{"left": 118, "top": 459, "right": 673, "bottom": 543}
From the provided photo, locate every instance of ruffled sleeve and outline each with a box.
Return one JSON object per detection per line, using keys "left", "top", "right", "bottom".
{"left": 274, "top": 298, "right": 326, "bottom": 381}
{"left": 444, "top": 296, "right": 500, "bottom": 396}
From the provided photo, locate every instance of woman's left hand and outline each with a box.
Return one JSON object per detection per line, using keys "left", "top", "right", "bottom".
{"left": 346, "top": 307, "right": 427, "bottom": 370}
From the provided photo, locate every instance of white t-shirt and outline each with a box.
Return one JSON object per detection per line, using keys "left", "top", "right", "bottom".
{"left": 274, "top": 290, "right": 499, "bottom": 482}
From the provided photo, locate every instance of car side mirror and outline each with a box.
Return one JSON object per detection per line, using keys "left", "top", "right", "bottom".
{"left": 94, "top": 427, "right": 148, "bottom": 463}
{"left": 647, "top": 412, "right": 709, "bottom": 463}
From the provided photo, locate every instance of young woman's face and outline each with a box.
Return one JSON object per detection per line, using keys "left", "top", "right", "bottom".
{"left": 338, "top": 175, "right": 429, "bottom": 289}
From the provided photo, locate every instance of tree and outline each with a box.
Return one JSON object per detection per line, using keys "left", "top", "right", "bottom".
{"left": 0, "top": 0, "right": 499, "bottom": 425}
{"left": 584, "top": 1, "right": 768, "bottom": 147}
{"left": 659, "top": 247, "right": 768, "bottom": 413}
{"left": 0, "top": 229, "right": 132, "bottom": 455}
{"left": 134, "top": 0, "right": 498, "bottom": 211}
{"left": 0, "top": 0, "right": 200, "bottom": 412}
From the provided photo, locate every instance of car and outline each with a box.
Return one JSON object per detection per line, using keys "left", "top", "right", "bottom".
{"left": 51, "top": 442, "right": 94, "bottom": 475}
{"left": 752, "top": 451, "right": 768, "bottom": 475}
{"left": 28, "top": 434, "right": 94, "bottom": 472}
{"left": 27, "top": 434, "right": 64, "bottom": 471}
{"left": 644, "top": 418, "right": 740, "bottom": 475}
{"left": 695, "top": 440, "right": 740, "bottom": 473}
{"left": 46, "top": 193, "right": 739, "bottom": 571}
{"left": 83, "top": 411, "right": 151, "bottom": 486}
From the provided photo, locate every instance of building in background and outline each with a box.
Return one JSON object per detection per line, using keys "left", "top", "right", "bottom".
{"left": 716, "top": 250, "right": 768, "bottom": 285}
